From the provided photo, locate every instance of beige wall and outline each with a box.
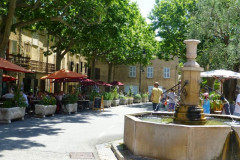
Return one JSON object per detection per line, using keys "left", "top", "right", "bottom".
{"left": 95, "top": 58, "right": 179, "bottom": 94}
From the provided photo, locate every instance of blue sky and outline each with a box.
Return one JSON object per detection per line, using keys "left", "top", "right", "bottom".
{"left": 130, "top": 0, "right": 156, "bottom": 22}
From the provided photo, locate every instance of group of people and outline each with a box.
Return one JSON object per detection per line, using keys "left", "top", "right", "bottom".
{"left": 151, "top": 82, "right": 177, "bottom": 112}
{"left": 150, "top": 81, "right": 240, "bottom": 116}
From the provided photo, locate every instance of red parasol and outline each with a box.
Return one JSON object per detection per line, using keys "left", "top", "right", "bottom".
{"left": 2, "top": 74, "right": 17, "bottom": 82}
{"left": 81, "top": 79, "right": 96, "bottom": 86}
{"left": 0, "top": 58, "right": 32, "bottom": 73}
{"left": 41, "top": 69, "right": 87, "bottom": 80}
{"left": 110, "top": 81, "right": 124, "bottom": 86}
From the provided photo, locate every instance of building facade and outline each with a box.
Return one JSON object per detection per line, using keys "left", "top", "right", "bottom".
{"left": 94, "top": 58, "right": 179, "bottom": 95}
{"left": 5, "top": 28, "right": 87, "bottom": 94}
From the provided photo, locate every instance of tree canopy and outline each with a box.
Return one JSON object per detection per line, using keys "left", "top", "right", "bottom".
{"left": 150, "top": 0, "right": 197, "bottom": 60}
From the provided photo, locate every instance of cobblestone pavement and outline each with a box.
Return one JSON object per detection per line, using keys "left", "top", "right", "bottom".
{"left": 0, "top": 103, "right": 157, "bottom": 160}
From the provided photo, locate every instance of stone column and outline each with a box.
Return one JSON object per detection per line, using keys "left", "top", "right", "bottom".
{"left": 174, "top": 39, "right": 206, "bottom": 125}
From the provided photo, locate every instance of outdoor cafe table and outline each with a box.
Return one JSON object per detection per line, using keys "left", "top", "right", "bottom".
{"left": 77, "top": 100, "right": 89, "bottom": 111}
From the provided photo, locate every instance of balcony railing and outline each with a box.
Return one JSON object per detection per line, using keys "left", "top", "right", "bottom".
{"left": 7, "top": 54, "right": 31, "bottom": 69}
{"left": 30, "top": 60, "right": 55, "bottom": 73}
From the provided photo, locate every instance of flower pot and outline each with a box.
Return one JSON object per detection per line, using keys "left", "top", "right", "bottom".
{"left": 120, "top": 99, "right": 128, "bottom": 105}
{"left": 142, "top": 97, "right": 148, "bottom": 103}
{"left": 62, "top": 103, "right": 78, "bottom": 114}
{"left": 104, "top": 100, "right": 112, "bottom": 108}
{"left": 35, "top": 104, "right": 57, "bottom": 117}
{"left": 112, "top": 99, "right": 120, "bottom": 106}
{"left": 134, "top": 98, "right": 142, "bottom": 103}
{"left": 128, "top": 98, "right": 134, "bottom": 104}
{"left": 0, "top": 107, "right": 26, "bottom": 123}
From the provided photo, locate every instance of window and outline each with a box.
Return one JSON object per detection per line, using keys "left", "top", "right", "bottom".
{"left": 76, "top": 63, "right": 79, "bottom": 73}
{"left": 85, "top": 63, "right": 88, "bottom": 73}
{"left": 32, "top": 33, "right": 39, "bottom": 46}
{"left": 24, "top": 43, "right": 31, "bottom": 56}
{"left": 10, "top": 40, "right": 17, "bottom": 54}
{"left": 129, "top": 66, "right": 136, "bottom": 77}
{"left": 164, "top": 67, "right": 170, "bottom": 78}
{"left": 80, "top": 62, "right": 83, "bottom": 72}
{"left": 70, "top": 61, "right": 74, "bottom": 71}
{"left": 147, "top": 67, "right": 153, "bottom": 78}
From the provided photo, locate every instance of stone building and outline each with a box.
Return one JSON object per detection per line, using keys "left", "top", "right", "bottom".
{"left": 94, "top": 58, "right": 179, "bottom": 95}
{"left": 5, "top": 28, "right": 87, "bottom": 94}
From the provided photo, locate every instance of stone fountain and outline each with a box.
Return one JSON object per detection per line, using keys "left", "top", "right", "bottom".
{"left": 124, "top": 39, "right": 240, "bottom": 160}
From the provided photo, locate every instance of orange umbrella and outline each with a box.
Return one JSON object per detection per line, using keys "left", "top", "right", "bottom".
{"left": 41, "top": 69, "right": 87, "bottom": 80}
{"left": 0, "top": 58, "right": 33, "bottom": 73}
{"left": 2, "top": 74, "right": 17, "bottom": 82}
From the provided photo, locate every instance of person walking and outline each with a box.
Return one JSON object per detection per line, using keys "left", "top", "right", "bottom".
{"left": 150, "top": 82, "right": 163, "bottom": 111}
{"left": 234, "top": 93, "right": 240, "bottom": 116}
{"left": 166, "top": 88, "right": 177, "bottom": 112}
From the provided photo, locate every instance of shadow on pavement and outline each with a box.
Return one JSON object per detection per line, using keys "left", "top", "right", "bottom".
{"left": 0, "top": 108, "right": 117, "bottom": 154}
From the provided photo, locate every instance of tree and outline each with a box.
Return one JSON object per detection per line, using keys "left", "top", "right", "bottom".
{"left": 187, "top": 0, "right": 240, "bottom": 102}
{"left": 79, "top": 0, "right": 156, "bottom": 81}
{"left": 0, "top": 0, "right": 113, "bottom": 94}
{"left": 149, "top": 0, "right": 197, "bottom": 60}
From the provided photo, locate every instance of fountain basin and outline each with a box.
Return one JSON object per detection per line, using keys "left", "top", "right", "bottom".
{"left": 124, "top": 112, "right": 240, "bottom": 160}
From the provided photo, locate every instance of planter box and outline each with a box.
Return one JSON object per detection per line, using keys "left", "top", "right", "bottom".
{"left": 112, "top": 99, "right": 120, "bottom": 106}
{"left": 142, "top": 97, "right": 148, "bottom": 103}
{"left": 35, "top": 105, "right": 57, "bottom": 117}
{"left": 134, "top": 98, "right": 142, "bottom": 103}
{"left": 104, "top": 100, "right": 112, "bottom": 108}
{"left": 128, "top": 98, "right": 134, "bottom": 104}
{"left": 120, "top": 99, "right": 128, "bottom": 105}
{"left": 0, "top": 107, "right": 26, "bottom": 123}
{"left": 62, "top": 103, "right": 78, "bottom": 114}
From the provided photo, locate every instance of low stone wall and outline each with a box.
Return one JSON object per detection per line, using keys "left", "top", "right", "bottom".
{"left": 124, "top": 112, "right": 239, "bottom": 160}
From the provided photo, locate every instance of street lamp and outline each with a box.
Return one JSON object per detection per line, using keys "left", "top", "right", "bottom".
{"left": 139, "top": 49, "right": 146, "bottom": 93}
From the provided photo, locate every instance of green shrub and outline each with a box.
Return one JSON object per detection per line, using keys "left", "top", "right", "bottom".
{"left": 103, "top": 92, "right": 113, "bottom": 100}
{"left": 2, "top": 100, "right": 13, "bottom": 108}
{"left": 112, "top": 87, "right": 119, "bottom": 100}
{"left": 127, "top": 86, "right": 134, "bottom": 97}
{"left": 12, "top": 85, "right": 27, "bottom": 107}
{"left": 41, "top": 96, "right": 56, "bottom": 105}
{"left": 88, "top": 91, "right": 99, "bottom": 101}
{"left": 119, "top": 94, "right": 126, "bottom": 100}
{"left": 62, "top": 94, "right": 78, "bottom": 104}
{"left": 134, "top": 94, "right": 142, "bottom": 100}
{"left": 141, "top": 92, "right": 149, "bottom": 98}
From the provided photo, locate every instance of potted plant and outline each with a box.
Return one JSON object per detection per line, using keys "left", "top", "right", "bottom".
{"left": 127, "top": 86, "right": 134, "bottom": 104}
{"left": 141, "top": 92, "right": 149, "bottom": 103}
{"left": 103, "top": 92, "right": 113, "bottom": 108}
{"left": 88, "top": 91, "right": 99, "bottom": 109}
{"left": 209, "top": 92, "right": 223, "bottom": 114}
{"left": 62, "top": 93, "right": 78, "bottom": 114}
{"left": 119, "top": 94, "right": 128, "bottom": 105}
{"left": 134, "top": 94, "right": 142, "bottom": 103}
{"left": 111, "top": 87, "right": 120, "bottom": 106}
{"left": 0, "top": 87, "right": 27, "bottom": 123}
{"left": 35, "top": 95, "right": 57, "bottom": 117}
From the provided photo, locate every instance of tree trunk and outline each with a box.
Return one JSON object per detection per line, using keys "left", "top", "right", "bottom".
{"left": 108, "top": 63, "right": 113, "bottom": 83}
{"left": 90, "top": 57, "right": 96, "bottom": 80}
{"left": 0, "top": 0, "right": 17, "bottom": 96}
{"left": 223, "top": 64, "right": 240, "bottom": 103}
{"left": 54, "top": 53, "right": 63, "bottom": 93}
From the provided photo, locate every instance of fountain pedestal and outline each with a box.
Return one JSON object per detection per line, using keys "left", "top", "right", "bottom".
{"left": 174, "top": 40, "right": 206, "bottom": 125}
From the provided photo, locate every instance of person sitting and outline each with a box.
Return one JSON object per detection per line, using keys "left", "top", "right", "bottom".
{"left": 2, "top": 88, "right": 14, "bottom": 99}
